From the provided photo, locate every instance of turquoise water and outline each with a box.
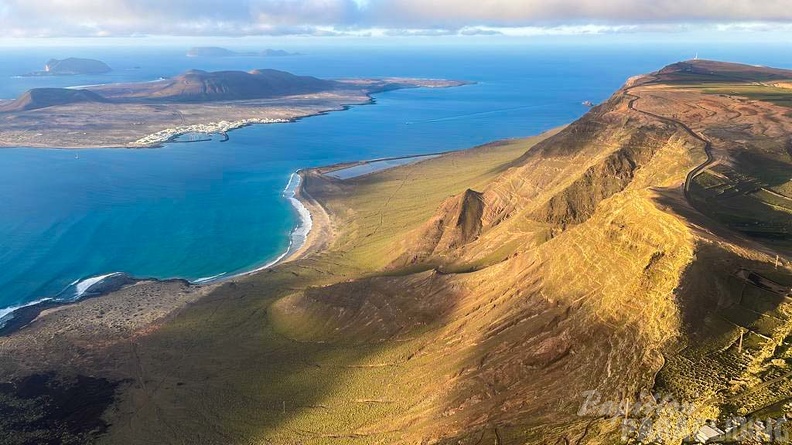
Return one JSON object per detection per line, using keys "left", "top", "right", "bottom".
{"left": 1, "top": 42, "right": 791, "bottom": 319}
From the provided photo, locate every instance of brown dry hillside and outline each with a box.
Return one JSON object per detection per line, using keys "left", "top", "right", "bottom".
{"left": 267, "top": 59, "right": 792, "bottom": 443}
{"left": 1, "top": 60, "right": 791, "bottom": 445}
{"left": 0, "top": 88, "right": 109, "bottom": 112}
{"left": 90, "top": 69, "right": 335, "bottom": 102}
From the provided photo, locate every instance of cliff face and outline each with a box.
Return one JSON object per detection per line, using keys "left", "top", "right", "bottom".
{"left": 393, "top": 188, "right": 485, "bottom": 265}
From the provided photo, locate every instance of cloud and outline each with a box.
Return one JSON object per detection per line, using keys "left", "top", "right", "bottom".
{"left": 2, "top": 0, "right": 792, "bottom": 37}
{"left": 364, "top": 0, "right": 792, "bottom": 27}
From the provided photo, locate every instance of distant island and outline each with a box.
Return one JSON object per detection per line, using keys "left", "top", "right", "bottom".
{"left": 0, "top": 68, "right": 466, "bottom": 148}
{"left": 88, "top": 68, "right": 333, "bottom": 103}
{"left": 186, "top": 47, "right": 301, "bottom": 58}
{"left": 21, "top": 57, "right": 112, "bottom": 76}
{"left": 2, "top": 59, "right": 791, "bottom": 444}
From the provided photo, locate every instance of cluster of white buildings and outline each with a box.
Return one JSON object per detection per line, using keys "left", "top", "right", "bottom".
{"left": 129, "top": 118, "right": 290, "bottom": 147}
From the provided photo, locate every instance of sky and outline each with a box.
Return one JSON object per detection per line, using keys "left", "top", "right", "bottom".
{"left": 1, "top": 0, "right": 791, "bottom": 38}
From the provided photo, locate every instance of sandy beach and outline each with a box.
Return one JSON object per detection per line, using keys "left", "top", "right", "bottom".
{"left": 0, "top": 128, "right": 576, "bottom": 443}
{"left": 0, "top": 149, "right": 450, "bottom": 344}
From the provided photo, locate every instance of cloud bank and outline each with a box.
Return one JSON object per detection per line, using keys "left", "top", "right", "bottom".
{"left": 2, "top": 0, "right": 791, "bottom": 37}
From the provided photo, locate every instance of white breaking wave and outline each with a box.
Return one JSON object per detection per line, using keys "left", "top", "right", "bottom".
{"left": 284, "top": 172, "right": 313, "bottom": 242}
{"left": 192, "top": 272, "right": 227, "bottom": 284}
{"left": 222, "top": 171, "right": 313, "bottom": 281}
{"left": 1, "top": 172, "right": 315, "bottom": 328}
{"left": 0, "top": 297, "right": 54, "bottom": 325}
{"left": 74, "top": 272, "right": 124, "bottom": 298}
{"left": 0, "top": 272, "right": 127, "bottom": 328}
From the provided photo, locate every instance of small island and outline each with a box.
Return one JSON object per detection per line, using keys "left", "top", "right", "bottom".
{"left": 186, "top": 47, "right": 300, "bottom": 58}
{"left": 21, "top": 58, "right": 112, "bottom": 76}
{"left": 0, "top": 68, "right": 467, "bottom": 148}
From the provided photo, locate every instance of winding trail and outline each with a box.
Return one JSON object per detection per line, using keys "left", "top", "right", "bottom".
{"left": 623, "top": 87, "right": 715, "bottom": 203}
{"left": 624, "top": 85, "right": 790, "bottom": 264}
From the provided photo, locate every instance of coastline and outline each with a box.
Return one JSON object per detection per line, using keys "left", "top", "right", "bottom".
{"left": 0, "top": 79, "right": 474, "bottom": 332}
{"left": 0, "top": 172, "right": 311, "bottom": 335}
{"left": 0, "top": 151, "right": 444, "bottom": 337}
{"left": 129, "top": 117, "right": 291, "bottom": 148}
{"left": 0, "top": 79, "right": 471, "bottom": 150}
{"left": 127, "top": 81, "right": 474, "bottom": 149}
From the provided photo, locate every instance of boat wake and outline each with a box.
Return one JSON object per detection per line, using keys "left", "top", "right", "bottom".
{"left": 406, "top": 103, "right": 551, "bottom": 125}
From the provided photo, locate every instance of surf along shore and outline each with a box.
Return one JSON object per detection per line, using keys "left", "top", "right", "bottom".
{"left": 0, "top": 77, "right": 471, "bottom": 334}
{"left": 0, "top": 131, "right": 560, "bottom": 339}
{"left": 0, "top": 129, "right": 561, "bottom": 443}
{"left": 0, "top": 151, "right": 452, "bottom": 337}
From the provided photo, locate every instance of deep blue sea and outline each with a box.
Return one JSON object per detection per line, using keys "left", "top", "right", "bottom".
{"left": 1, "top": 41, "right": 791, "bottom": 320}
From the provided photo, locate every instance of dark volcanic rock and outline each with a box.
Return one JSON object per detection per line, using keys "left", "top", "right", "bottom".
{"left": 0, "top": 373, "right": 124, "bottom": 445}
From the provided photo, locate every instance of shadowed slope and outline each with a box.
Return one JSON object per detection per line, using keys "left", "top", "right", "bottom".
{"left": 2, "top": 61, "right": 792, "bottom": 444}
{"left": 253, "top": 72, "right": 709, "bottom": 442}
{"left": 254, "top": 60, "right": 792, "bottom": 443}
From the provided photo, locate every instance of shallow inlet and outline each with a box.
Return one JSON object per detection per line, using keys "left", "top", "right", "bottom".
{"left": 326, "top": 154, "right": 441, "bottom": 180}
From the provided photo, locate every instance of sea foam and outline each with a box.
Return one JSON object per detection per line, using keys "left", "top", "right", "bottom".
{"left": 224, "top": 172, "right": 313, "bottom": 280}
{"left": 0, "top": 272, "right": 128, "bottom": 329}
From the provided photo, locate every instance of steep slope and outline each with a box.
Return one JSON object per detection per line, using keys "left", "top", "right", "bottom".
{"left": 392, "top": 188, "right": 485, "bottom": 266}
{"left": 259, "top": 60, "right": 792, "bottom": 443}
{"left": 1, "top": 61, "right": 790, "bottom": 445}
{"left": 393, "top": 89, "right": 701, "bottom": 270}
{"left": 262, "top": 82, "right": 710, "bottom": 443}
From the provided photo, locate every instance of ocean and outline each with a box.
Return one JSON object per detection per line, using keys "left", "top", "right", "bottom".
{"left": 1, "top": 40, "right": 790, "bottom": 321}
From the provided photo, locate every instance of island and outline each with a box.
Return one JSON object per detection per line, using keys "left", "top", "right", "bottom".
{"left": 186, "top": 46, "right": 300, "bottom": 57}
{"left": 1, "top": 60, "right": 791, "bottom": 444}
{"left": 0, "top": 69, "right": 467, "bottom": 148}
{"left": 21, "top": 57, "right": 112, "bottom": 76}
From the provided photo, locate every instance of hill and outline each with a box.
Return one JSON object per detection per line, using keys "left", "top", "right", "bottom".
{"left": 91, "top": 68, "right": 334, "bottom": 102}
{"left": 21, "top": 57, "right": 112, "bottom": 76}
{"left": 0, "top": 60, "right": 790, "bottom": 444}
{"left": 0, "top": 72, "right": 462, "bottom": 149}
{"left": 0, "top": 88, "right": 109, "bottom": 112}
